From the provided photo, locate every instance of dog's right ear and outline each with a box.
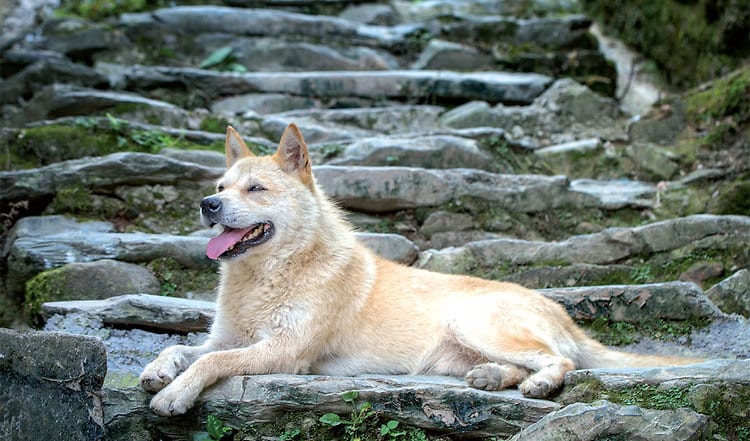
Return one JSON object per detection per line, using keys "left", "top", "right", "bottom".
{"left": 225, "top": 126, "right": 254, "bottom": 168}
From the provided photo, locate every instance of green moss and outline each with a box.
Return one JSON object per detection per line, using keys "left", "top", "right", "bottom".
{"left": 56, "top": 0, "right": 160, "bottom": 20}
{"left": 579, "top": 317, "right": 710, "bottom": 346}
{"left": 145, "top": 257, "right": 217, "bottom": 297}
{"left": 684, "top": 66, "right": 750, "bottom": 124}
{"left": 582, "top": 1, "right": 750, "bottom": 89}
{"left": 24, "top": 267, "right": 69, "bottom": 318}
{"left": 199, "top": 116, "right": 231, "bottom": 134}
{"left": 713, "top": 175, "right": 750, "bottom": 215}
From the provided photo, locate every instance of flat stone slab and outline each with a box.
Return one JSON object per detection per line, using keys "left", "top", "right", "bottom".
{"left": 510, "top": 400, "right": 709, "bottom": 441}
{"left": 0, "top": 328, "right": 107, "bottom": 440}
{"left": 105, "top": 374, "right": 560, "bottom": 439}
{"left": 418, "top": 214, "right": 750, "bottom": 270}
{"left": 42, "top": 294, "right": 216, "bottom": 334}
{"left": 123, "top": 66, "right": 552, "bottom": 104}
{"left": 540, "top": 282, "right": 723, "bottom": 323}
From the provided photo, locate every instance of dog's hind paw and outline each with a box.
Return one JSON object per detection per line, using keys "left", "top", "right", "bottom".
{"left": 519, "top": 377, "right": 554, "bottom": 398}
{"left": 466, "top": 363, "right": 505, "bottom": 390}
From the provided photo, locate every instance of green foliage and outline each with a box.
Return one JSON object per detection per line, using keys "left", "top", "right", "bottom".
{"left": 199, "top": 117, "right": 231, "bottom": 134}
{"left": 199, "top": 46, "right": 248, "bottom": 73}
{"left": 24, "top": 268, "right": 68, "bottom": 320}
{"left": 317, "top": 391, "right": 428, "bottom": 441}
{"left": 319, "top": 144, "right": 344, "bottom": 161}
{"left": 582, "top": 0, "right": 750, "bottom": 88}
{"left": 145, "top": 257, "right": 218, "bottom": 297}
{"left": 580, "top": 317, "right": 710, "bottom": 346}
{"left": 195, "top": 415, "right": 234, "bottom": 441}
{"left": 57, "top": 0, "right": 152, "bottom": 20}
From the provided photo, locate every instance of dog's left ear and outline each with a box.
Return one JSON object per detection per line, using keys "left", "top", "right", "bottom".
{"left": 225, "top": 126, "right": 254, "bottom": 168}
{"left": 273, "top": 123, "right": 313, "bottom": 186}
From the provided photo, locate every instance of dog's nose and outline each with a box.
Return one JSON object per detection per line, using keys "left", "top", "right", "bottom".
{"left": 201, "top": 196, "right": 222, "bottom": 213}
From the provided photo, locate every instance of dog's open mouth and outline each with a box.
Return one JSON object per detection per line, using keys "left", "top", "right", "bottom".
{"left": 206, "top": 222, "right": 274, "bottom": 260}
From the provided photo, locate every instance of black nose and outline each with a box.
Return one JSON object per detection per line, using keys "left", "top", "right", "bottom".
{"left": 201, "top": 196, "right": 222, "bottom": 213}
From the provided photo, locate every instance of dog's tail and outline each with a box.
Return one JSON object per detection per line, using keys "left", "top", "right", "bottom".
{"left": 574, "top": 331, "right": 705, "bottom": 369}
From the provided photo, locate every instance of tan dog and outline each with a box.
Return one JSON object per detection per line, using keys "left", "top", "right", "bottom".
{"left": 140, "top": 124, "right": 703, "bottom": 416}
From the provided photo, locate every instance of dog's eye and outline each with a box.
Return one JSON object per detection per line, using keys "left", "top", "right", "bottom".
{"left": 248, "top": 185, "right": 265, "bottom": 192}
{"left": 217, "top": 185, "right": 224, "bottom": 192}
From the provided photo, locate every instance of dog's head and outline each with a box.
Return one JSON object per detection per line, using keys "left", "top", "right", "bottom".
{"left": 201, "top": 123, "right": 318, "bottom": 260}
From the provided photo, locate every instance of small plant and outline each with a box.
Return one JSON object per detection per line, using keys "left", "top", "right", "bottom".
{"left": 319, "top": 391, "right": 376, "bottom": 440}
{"left": 278, "top": 428, "right": 301, "bottom": 440}
{"left": 199, "top": 46, "right": 248, "bottom": 73}
{"left": 195, "top": 414, "right": 234, "bottom": 441}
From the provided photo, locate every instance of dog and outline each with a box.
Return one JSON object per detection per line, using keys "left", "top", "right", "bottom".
{"left": 140, "top": 124, "right": 704, "bottom": 416}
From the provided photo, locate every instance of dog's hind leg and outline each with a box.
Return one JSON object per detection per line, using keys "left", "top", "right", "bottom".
{"left": 449, "top": 302, "right": 577, "bottom": 398}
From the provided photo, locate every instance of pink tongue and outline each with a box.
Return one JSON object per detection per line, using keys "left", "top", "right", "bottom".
{"left": 206, "top": 227, "right": 254, "bottom": 259}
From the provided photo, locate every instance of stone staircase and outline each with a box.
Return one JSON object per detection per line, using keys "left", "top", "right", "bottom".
{"left": 1, "top": 0, "right": 748, "bottom": 440}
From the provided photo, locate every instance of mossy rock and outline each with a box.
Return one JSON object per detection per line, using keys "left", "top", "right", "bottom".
{"left": 711, "top": 175, "right": 750, "bottom": 215}
{"left": 24, "top": 260, "right": 160, "bottom": 317}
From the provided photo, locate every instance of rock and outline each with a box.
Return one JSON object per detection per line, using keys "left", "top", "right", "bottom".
{"left": 32, "top": 18, "right": 128, "bottom": 59}
{"left": 0, "top": 57, "right": 108, "bottom": 104}
{"left": 570, "top": 179, "right": 655, "bottom": 209}
{"left": 0, "top": 151, "right": 222, "bottom": 204}
{"left": 678, "top": 262, "right": 724, "bottom": 287}
{"left": 355, "top": 232, "right": 419, "bottom": 264}
{"left": 540, "top": 282, "right": 723, "bottom": 323}
{"left": 418, "top": 215, "right": 750, "bottom": 272}
{"left": 196, "top": 36, "right": 397, "bottom": 71}
{"left": 706, "top": 269, "right": 750, "bottom": 317}
{"left": 11, "top": 84, "right": 183, "bottom": 126}
{"left": 391, "top": 0, "right": 579, "bottom": 24}
{"left": 430, "top": 231, "right": 508, "bottom": 249}
{"left": 625, "top": 143, "right": 680, "bottom": 180}
{"left": 534, "top": 138, "right": 601, "bottom": 156}
{"left": 123, "top": 66, "right": 553, "bottom": 104}
{"left": 159, "top": 148, "right": 226, "bottom": 168}
{"left": 268, "top": 104, "right": 444, "bottom": 135}
{"left": 105, "top": 374, "right": 560, "bottom": 439}
{"left": 314, "top": 166, "right": 577, "bottom": 212}
{"left": 339, "top": 3, "right": 395, "bottom": 26}
{"left": 420, "top": 211, "right": 475, "bottom": 237}
{"left": 211, "top": 93, "right": 317, "bottom": 115}
{"left": 411, "top": 39, "right": 493, "bottom": 71}
{"left": 504, "top": 263, "right": 634, "bottom": 289}
{"left": 0, "top": 328, "right": 106, "bottom": 440}
{"left": 7, "top": 227, "right": 214, "bottom": 296}
{"left": 444, "top": 79, "right": 627, "bottom": 145}
{"left": 510, "top": 400, "right": 709, "bottom": 441}
{"left": 24, "top": 260, "right": 161, "bottom": 313}
{"left": 328, "top": 135, "right": 493, "bottom": 170}
{"left": 42, "top": 294, "right": 215, "bottom": 334}
{"left": 559, "top": 359, "right": 750, "bottom": 433}
{"left": 628, "top": 103, "right": 687, "bottom": 145}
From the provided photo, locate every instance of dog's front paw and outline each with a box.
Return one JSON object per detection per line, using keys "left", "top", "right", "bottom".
{"left": 149, "top": 379, "right": 201, "bottom": 416}
{"left": 140, "top": 362, "right": 176, "bottom": 393}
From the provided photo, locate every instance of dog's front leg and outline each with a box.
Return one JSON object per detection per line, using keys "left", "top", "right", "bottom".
{"left": 140, "top": 341, "right": 220, "bottom": 393}
{"left": 149, "top": 338, "right": 301, "bottom": 416}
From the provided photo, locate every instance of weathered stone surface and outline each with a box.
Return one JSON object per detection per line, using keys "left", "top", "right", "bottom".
{"left": 123, "top": 66, "right": 553, "bottom": 104}
{"left": 339, "top": 3, "right": 395, "bottom": 25}
{"left": 196, "top": 35, "right": 397, "bottom": 71}
{"left": 26, "top": 259, "right": 161, "bottom": 305}
{"left": 540, "top": 282, "right": 723, "bottom": 323}
{"left": 534, "top": 138, "right": 601, "bottom": 156}
{"left": 211, "top": 93, "right": 316, "bottom": 115}
{"left": 570, "top": 179, "right": 656, "bottom": 209}
{"left": 328, "top": 135, "right": 493, "bottom": 170}
{"left": 0, "top": 328, "right": 106, "bottom": 440}
{"left": 315, "top": 165, "right": 583, "bottom": 212}
{"left": 32, "top": 18, "right": 128, "bottom": 57}
{"left": 0, "top": 57, "right": 108, "bottom": 104}
{"left": 42, "top": 294, "right": 215, "bottom": 333}
{"left": 11, "top": 84, "right": 182, "bottom": 126}
{"left": 0, "top": 151, "right": 221, "bottom": 204}
{"left": 391, "top": 0, "right": 579, "bottom": 25}
{"left": 625, "top": 143, "right": 680, "bottom": 180}
{"left": 418, "top": 215, "right": 750, "bottom": 272}
{"left": 7, "top": 228, "right": 213, "bottom": 295}
{"left": 411, "top": 39, "right": 493, "bottom": 71}
{"left": 441, "top": 79, "right": 627, "bottom": 145}
{"left": 105, "top": 374, "right": 560, "bottom": 439}
{"left": 355, "top": 232, "right": 419, "bottom": 264}
{"left": 420, "top": 211, "right": 475, "bottom": 237}
{"left": 510, "top": 400, "right": 709, "bottom": 441}
{"left": 706, "top": 269, "right": 750, "bottom": 317}
{"left": 159, "top": 148, "right": 226, "bottom": 168}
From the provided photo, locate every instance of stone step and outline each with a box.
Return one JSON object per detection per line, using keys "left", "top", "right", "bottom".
{"left": 5, "top": 215, "right": 419, "bottom": 295}
{"left": 121, "top": 66, "right": 553, "bottom": 105}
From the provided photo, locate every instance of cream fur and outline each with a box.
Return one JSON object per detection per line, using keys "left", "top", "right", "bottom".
{"left": 140, "top": 124, "right": 704, "bottom": 416}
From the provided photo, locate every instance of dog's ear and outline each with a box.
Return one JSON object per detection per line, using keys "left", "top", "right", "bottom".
{"left": 225, "top": 126, "right": 254, "bottom": 168}
{"left": 273, "top": 123, "right": 313, "bottom": 185}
